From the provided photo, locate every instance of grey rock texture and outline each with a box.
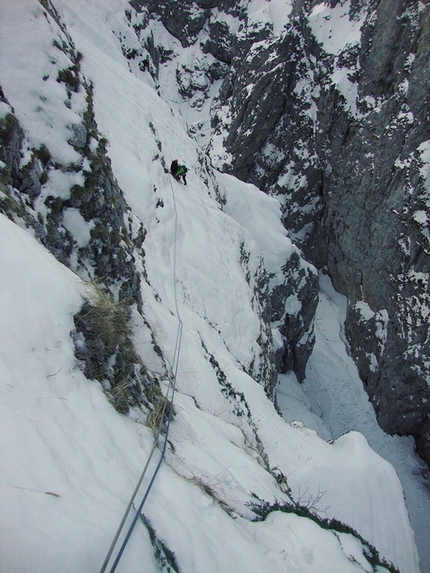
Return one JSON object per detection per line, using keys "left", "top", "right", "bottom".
{"left": 0, "top": 86, "right": 143, "bottom": 307}
{"left": 271, "top": 252, "right": 319, "bottom": 382}
{"left": 319, "top": 0, "right": 430, "bottom": 465}
{"left": 215, "top": 15, "right": 325, "bottom": 261}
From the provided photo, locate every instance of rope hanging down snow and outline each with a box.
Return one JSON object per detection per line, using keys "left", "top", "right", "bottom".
{"left": 100, "top": 175, "right": 183, "bottom": 573}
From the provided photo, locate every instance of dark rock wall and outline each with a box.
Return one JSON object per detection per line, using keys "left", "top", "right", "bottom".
{"left": 320, "top": 0, "right": 430, "bottom": 464}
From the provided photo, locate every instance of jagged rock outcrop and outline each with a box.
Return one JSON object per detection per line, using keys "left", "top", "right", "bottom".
{"left": 271, "top": 252, "right": 319, "bottom": 381}
{"left": 211, "top": 14, "right": 325, "bottom": 260}
{"left": 0, "top": 86, "right": 144, "bottom": 306}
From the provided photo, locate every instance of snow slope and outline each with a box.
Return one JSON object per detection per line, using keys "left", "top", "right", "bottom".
{"left": 0, "top": 209, "right": 416, "bottom": 572}
{"left": 0, "top": 1, "right": 422, "bottom": 572}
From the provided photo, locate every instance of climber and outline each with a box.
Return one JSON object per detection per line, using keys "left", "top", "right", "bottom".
{"left": 170, "top": 159, "right": 179, "bottom": 179}
{"left": 170, "top": 159, "right": 188, "bottom": 185}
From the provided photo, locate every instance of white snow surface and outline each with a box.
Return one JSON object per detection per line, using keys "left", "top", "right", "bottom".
{"left": 309, "top": 1, "right": 366, "bottom": 55}
{"left": 1, "top": 210, "right": 417, "bottom": 573}
{"left": 247, "top": 0, "right": 293, "bottom": 35}
{"left": 0, "top": 1, "right": 427, "bottom": 572}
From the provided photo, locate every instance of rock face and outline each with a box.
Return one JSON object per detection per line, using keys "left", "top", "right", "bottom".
{"left": 271, "top": 251, "right": 319, "bottom": 382}
{"left": 321, "top": 1, "right": 429, "bottom": 466}
{"left": 319, "top": 0, "right": 430, "bottom": 464}
{"left": 222, "top": 0, "right": 430, "bottom": 464}
{"left": 0, "top": 85, "right": 143, "bottom": 307}
{"left": 126, "top": 0, "right": 430, "bottom": 464}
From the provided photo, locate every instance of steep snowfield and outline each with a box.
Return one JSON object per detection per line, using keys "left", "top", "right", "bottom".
{"left": 0, "top": 1, "right": 424, "bottom": 572}
{"left": 0, "top": 212, "right": 417, "bottom": 573}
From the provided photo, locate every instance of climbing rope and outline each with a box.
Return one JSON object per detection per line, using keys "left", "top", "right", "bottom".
{"left": 98, "top": 380, "right": 171, "bottom": 573}
{"left": 99, "top": 174, "right": 183, "bottom": 573}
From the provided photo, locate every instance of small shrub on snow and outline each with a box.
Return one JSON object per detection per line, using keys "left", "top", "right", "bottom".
{"left": 248, "top": 496, "right": 399, "bottom": 573}
{"left": 73, "top": 286, "right": 150, "bottom": 414}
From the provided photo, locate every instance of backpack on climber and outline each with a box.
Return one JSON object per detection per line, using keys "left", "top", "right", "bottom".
{"left": 170, "top": 159, "right": 188, "bottom": 185}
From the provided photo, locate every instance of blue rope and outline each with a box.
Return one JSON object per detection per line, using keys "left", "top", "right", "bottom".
{"left": 108, "top": 322, "right": 182, "bottom": 573}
